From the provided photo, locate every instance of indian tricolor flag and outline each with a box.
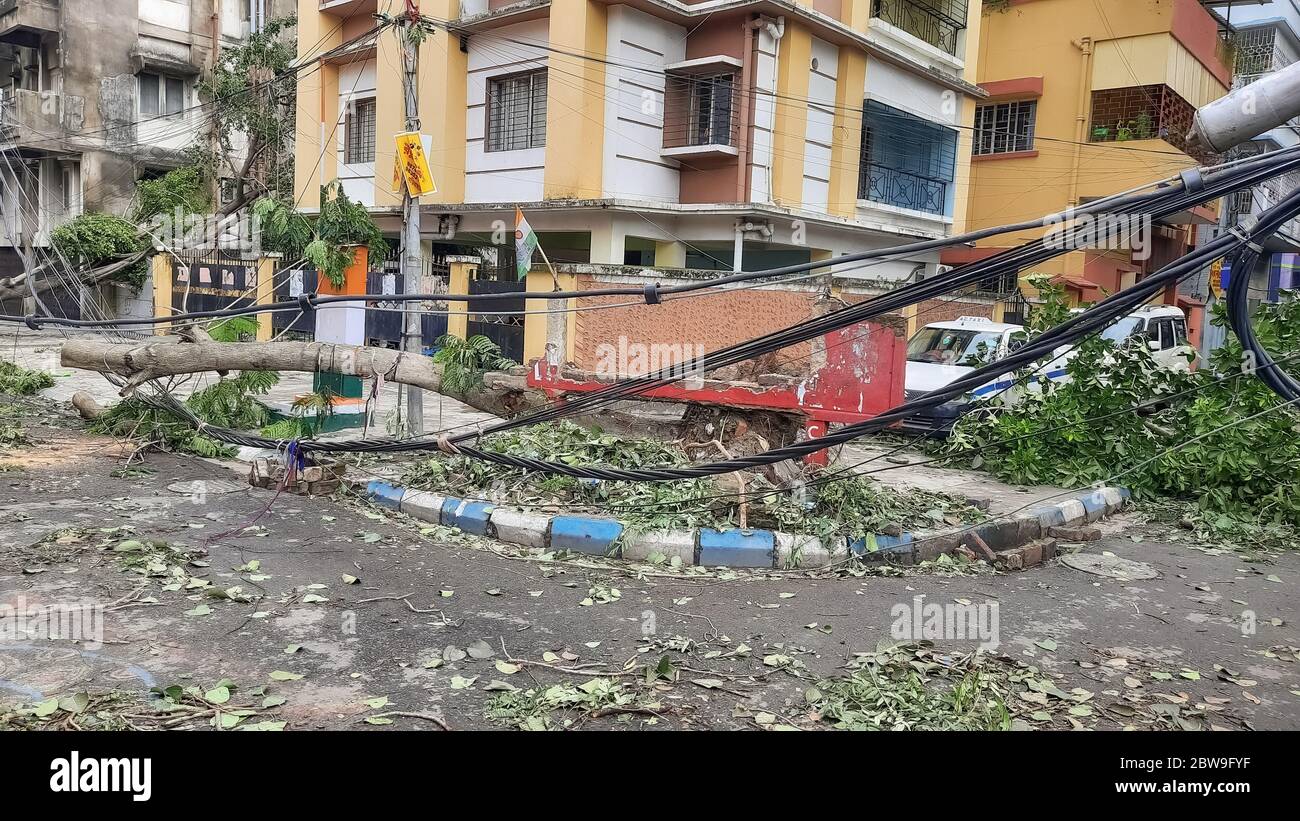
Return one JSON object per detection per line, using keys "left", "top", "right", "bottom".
{"left": 514, "top": 208, "right": 539, "bottom": 281}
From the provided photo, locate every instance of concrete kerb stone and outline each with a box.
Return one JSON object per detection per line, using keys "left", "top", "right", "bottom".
{"left": 361, "top": 480, "right": 1130, "bottom": 569}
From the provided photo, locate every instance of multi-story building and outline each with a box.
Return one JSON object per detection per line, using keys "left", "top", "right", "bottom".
{"left": 296, "top": 0, "right": 988, "bottom": 301}
{"left": 1204, "top": 1, "right": 1300, "bottom": 317}
{"left": 0, "top": 0, "right": 284, "bottom": 279}
{"left": 956, "top": 0, "right": 1232, "bottom": 334}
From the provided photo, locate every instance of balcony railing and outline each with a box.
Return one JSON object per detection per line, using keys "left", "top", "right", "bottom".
{"left": 0, "top": 87, "right": 84, "bottom": 145}
{"left": 859, "top": 163, "right": 948, "bottom": 215}
{"left": 870, "top": 0, "right": 968, "bottom": 57}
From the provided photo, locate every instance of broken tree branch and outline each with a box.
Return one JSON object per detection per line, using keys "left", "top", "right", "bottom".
{"left": 61, "top": 338, "right": 443, "bottom": 397}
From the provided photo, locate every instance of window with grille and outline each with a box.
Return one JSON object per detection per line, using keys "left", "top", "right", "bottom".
{"left": 487, "top": 70, "right": 548, "bottom": 152}
{"left": 139, "top": 72, "right": 186, "bottom": 117}
{"left": 859, "top": 100, "right": 958, "bottom": 216}
{"left": 688, "top": 73, "right": 735, "bottom": 146}
{"left": 345, "top": 98, "right": 376, "bottom": 165}
{"left": 973, "top": 100, "right": 1036, "bottom": 156}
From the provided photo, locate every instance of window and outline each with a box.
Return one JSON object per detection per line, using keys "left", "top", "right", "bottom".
{"left": 973, "top": 100, "right": 1036, "bottom": 155}
{"left": 688, "top": 73, "right": 735, "bottom": 146}
{"left": 1173, "top": 317, "right": 1189, "bottom": 347}
{"left": 859, "top": 100, "right": 957, "bottom": 216}
{"left": 1151, "top": 317, "right": 1176, "bottom": 350}
{"left": 487, "top": 70, "right": 547, "bottom": 152}
{"left": 139, "top": 73, "right": 185, "bottom": 117}
{"left": 345, "top": 98, "right": 376, "bottom": 164}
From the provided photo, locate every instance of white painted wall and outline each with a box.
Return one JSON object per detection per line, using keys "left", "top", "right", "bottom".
{"left": 600, "top": 5, "right": 684, "bottom": 203}
{"left": 139, "top": 0, "right": 191, "bottom": 32}
{"left": 221, "top": 0, "right": 246, "bottom": 40}
{"left": 864, "top": 59, "right": 960, "bottom": 126}
{"left": 336, "top": 59, "right": 378, "bottom": 207}
{"left": 800, "top": 37, "right": 838, "bottom": 215}
{"left": 749, "top": 26, "right": 780, "bottom": 203}
{"left": 464, "top": 19, "right": 550, "bottom": 203}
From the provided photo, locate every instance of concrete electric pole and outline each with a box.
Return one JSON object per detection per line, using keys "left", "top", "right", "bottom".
{"left": 400, "top": 1, "right": 424, "bottom": 437}
{"left": 1189, "top": 60, "right": 1300, "bottom": 154}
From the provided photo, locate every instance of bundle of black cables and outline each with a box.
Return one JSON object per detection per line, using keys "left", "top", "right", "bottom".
{"left": 128, "top": 153, "right": 1300, "bottom": 480}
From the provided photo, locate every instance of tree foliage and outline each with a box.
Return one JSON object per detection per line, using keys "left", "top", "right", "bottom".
{"left": 944, "top": 285, "right": 1300, "bottom": 529}
{"left": 196, "top": 15, "right": 298, "bottom": 207}
{"left": 49, "top": 214, "right": 149, "bottom": 288}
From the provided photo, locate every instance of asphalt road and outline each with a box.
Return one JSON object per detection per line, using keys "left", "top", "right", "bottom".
{"left": 1, "top": 418, "right": 1296, "bottom": 731}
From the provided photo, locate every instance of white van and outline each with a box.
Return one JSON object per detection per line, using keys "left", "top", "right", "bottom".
{"left": 902, "top": 317, "right": 1029, "bottom": 432}
{"left": 902, "top": 307, "right": 1195, "bottom": 433}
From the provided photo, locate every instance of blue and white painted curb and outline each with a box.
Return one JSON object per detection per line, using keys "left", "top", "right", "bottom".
{"left": 360, "top": 479, "right": 1129, "bottom": 569}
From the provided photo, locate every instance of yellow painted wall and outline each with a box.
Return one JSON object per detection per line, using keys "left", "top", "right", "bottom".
{"left": 543, "top": 0, "right": 608, "bottom": 199}
{"left": 948, "top": 0, "right": 983, "bottom": 234}
{"left": 826, "top": 47, "right": 865, "bottom": 219}
{"left": 1092, "top": 33, "right": 1224, "bottom": 108}
{"left": 419, "top": 0, "right": 468, "bottom": 204}
{"left": 293, "top": 1, "right": 342, "bottom": 203}
{"left": 373, "top": 26, "right": 406, "bottom": 209}
{"left": 969, "top": 0, "right": 1227, "bottom": 268}
{"left": 770, "top": 23, "right": 812, "bottom": 207}
{"left": 524, "top": 268, "right": 577, "bottom": 364}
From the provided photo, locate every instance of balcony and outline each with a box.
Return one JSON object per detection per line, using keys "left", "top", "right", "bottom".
{"left": 859, "top": 100, "right": 956, "bottom": 217}
{"left": 0, "top": 87, "right": 84, "bottom": 149}
{"left": 0, "top": 0, "right": 59, "bottom": 48}
{"left": 1088, "top": 85, "right": 1216, "bottom": 164}
{"left": 870, "top": 0, "right": 968, "bottom": 57}
{"left": 660, "top": 61, "right": 742, "bottom": 161}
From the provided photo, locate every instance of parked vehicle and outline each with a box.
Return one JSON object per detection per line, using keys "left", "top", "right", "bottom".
{"left": 901, "top": 306, "right": 1196, "bottom": 433}
{"left": 901, "top": 317, "right": 1028, "bottom": 433}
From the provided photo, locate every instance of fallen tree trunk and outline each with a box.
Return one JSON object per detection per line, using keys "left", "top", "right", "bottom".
{"left": 61, "top": 338, "right": 445, "bottom": 396}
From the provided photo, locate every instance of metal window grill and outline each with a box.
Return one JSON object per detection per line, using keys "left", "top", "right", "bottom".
{"left": 487, "top": 70, "right": 548, "bottom": 152}
{"left": 859, "top": 100, "right": 957, "bottom": 216}
{"left": 973, "top": 100, "right": 1036, "bottom": 156}
{"left": 870, "top": 0, "right": 969, "bottom": 56}
{"left": 663, "top": 72, "right": 739, "bottom": 148}
{"left": 345, "top": 98, "right": 376, "bottom": 165}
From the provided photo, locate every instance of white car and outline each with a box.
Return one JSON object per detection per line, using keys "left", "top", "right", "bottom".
{"left": 902, "top": 307, "right": 1196, "bottom": 433}
{"left": 902, "top": 317, "right": 1029, "bottom": 432}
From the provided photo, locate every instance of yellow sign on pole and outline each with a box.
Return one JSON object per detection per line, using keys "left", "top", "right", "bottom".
{"left": 394, "top": 131, "right": 436, "bottom": 198}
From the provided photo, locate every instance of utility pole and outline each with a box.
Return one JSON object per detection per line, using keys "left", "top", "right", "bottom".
{"left": 399, "top": 1, "right": 424, "bottom": 437}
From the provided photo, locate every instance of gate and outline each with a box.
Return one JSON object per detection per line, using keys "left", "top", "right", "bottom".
{"left": 364, "top": 257, "right": 451, "bottom": 350}
{"left": 271, "top": 254, "right": 451, "bottom": 349}
{"left": 173, "top": 251, "right": 260, "bottom": 322}
{"left": 272, "top": 263, "right": 317, "bottom": 337}
{"left": 1000, "top": 291, "right": 1030, "bottom": 326}
{"left": 466, "top": 277, "right": 525, "bottom": 363}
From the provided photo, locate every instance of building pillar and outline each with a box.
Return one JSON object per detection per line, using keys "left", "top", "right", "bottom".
{"left": 445, "top": 256, "right": 477, "bottom": 341}
{"left": 770, "top": 24, "right": 812, "bottom": 207}
{"left": 418, "top": 0, "right": 467, "bottom": 204}
{"left": 544, "top": 0, "right": 608, "bottom": 199}
{"left": 525, "top": 267, "right": 577, "bottom": 365}
{"left": 827, "top": 49, "right": 866, "bottom": 219}
{"left": 151, "top": 252, "right": 173, "bottom": 337}
{"left": 293, "top": 2, "right": 341, "bottom": 203}
{"left": 255, "top": 254, "right": 277, "bottom": 342}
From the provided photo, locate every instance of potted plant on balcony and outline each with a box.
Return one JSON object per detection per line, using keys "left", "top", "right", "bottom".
{"left": 1134, "top": 112, "right": 1155, "bottom": 140}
